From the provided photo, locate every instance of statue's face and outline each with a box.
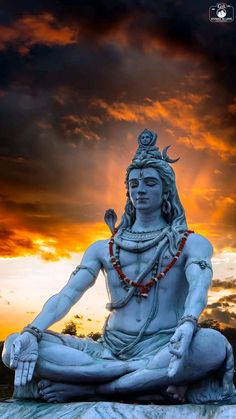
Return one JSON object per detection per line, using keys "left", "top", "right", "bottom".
{"left": 140, "top": 132, "right": 152, "bottom": 146}
{"left": 128, "top": 167, "right": 163, "bottom": 211}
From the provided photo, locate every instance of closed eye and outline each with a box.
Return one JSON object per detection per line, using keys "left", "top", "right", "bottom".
{"left": 145, "top": 181, "right": 158, "bottom": 186}
{"left": 145, "top": 179, "right": 160, "bottom": 186}
{"left": 129, "top": 181, "right": 139, "bottom": 188}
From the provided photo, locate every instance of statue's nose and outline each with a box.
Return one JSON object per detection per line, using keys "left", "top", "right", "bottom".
{"left": 137, "top": 182, "right": 146, "bottom": 194}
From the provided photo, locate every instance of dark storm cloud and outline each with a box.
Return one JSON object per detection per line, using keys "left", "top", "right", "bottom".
{"left": 0, "top": 0, "right": 133, "bottom": 27}
{"left": 203, "top": 306, "right": 236, "bottom": 327}
{"left": 0, "top": 44, "right": 123, "bottom": 97}
{"left": 11, "top": 0, "right": 232, "bottom": 65}
{"left": 0, "top": 196, "right": 101, "bottom": 228}
{"left": 207, "top": 293, "right": 236, "bottom": 309}
{"left": 0, "top": 222, "right": 36, "bottom": 256}
{"left": 221, "top": 294, "right": 236, "bottom": 304}
{"left": 0, "top": 43, "right": 190, "bottom": 115}
{"left": 36, "top": 1, "right": 236, "bottom": 93}
{"left": 210, "top": 309, "right": 236, "bottom": 326}
{"left": 31, "top": 0, "right": 234, "bottom": 153}
{"left": 0, "top": 1, "right": 235, "bottom": 94}
{"left": 0, "top": 1, "right": 235, "bottom": 125}
{"left": 211, "top": 279, "right": 236, "bottom": 290}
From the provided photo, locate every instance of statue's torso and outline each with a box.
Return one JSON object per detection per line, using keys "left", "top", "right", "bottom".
{"left": 99, "top": 238, "right": 188, "bottom": 335}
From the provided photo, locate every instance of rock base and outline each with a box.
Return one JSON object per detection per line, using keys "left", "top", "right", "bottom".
{"left": 0, "top": 400, "right": 236, "bottom": 419}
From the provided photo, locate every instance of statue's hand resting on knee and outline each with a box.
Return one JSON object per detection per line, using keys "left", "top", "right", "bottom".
{"left": 10, "top": 332, "right": 38, "bottom": 386}
{"left": 168, "top": 322, "right": 195, "bottom": 378}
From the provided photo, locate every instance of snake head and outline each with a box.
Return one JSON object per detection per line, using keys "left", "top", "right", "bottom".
{"left": 104, "top": 208, "right": 117, "bottom": 233}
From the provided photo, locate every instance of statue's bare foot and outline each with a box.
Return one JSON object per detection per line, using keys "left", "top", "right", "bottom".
{"left": 166, "top": 384, "right": 187, "bottom": 403}
{"left": 38, "top": 379, "right": 94, "bottom": 403}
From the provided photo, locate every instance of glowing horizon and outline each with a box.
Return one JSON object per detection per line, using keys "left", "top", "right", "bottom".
{"left": 1, "top": 250, "right": 236, "bottom": 341}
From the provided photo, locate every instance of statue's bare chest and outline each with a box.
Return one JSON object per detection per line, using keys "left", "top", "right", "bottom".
{"left": 100, "top": 238, "right": 188, "bottom": 332}
{"left": 101, "top": 239, "right": 186, "bottom": 276}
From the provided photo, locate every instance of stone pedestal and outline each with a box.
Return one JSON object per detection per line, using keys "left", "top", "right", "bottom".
{"left": 0, "top": 400, "right": 236, "bottom": 419}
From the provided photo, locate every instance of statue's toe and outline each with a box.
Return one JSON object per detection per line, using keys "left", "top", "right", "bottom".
{"left": 38, "top": 381, "right": 65, "bottom": 402}
{"left": 38, "top": 381, "right": 56, "bottom": 402}
{"left": 41, "top": 391, "right": 57, "bottom": 402}
{"left": 38, "top": 379, "right": 51, "bottom": 390}
{"left": 166, "top": 385, "right": 187, "bottom": 403}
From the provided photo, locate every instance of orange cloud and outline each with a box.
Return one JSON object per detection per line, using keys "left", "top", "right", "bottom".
{"left": 0, "top": 145, "right": 235, "bottom": 259}
{"left": 211, "top": 195, "right": 236, "bottom": 223}
{"left": 1, "top": 185, "right": 234, "bottom": 259}
{"left": 211, "top": 279, "right": 236, "bottom": 292}
{"left": 0, "top": 150, "right": 127, "bottom": 261}
{"left": 228, "top": 102, "right": 236, "bottom": 114}
{"left": 94, "top": 96, "right": 236, "bottom": 159}
{"left": 180, "top": 183, "right": 236, "bottom": 251}
{"left": 0, "top": 107, "right": 235, "bottom": 260}
{"left": 0, "top": 222, "right": 110, "bottom": 261}
{"left": 0, "top": 13, "right": 77, "bottom": 53}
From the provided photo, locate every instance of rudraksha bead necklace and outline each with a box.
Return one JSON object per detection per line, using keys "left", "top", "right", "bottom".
{"left": 109, "top": 229, "right": 194, "bottom": 298}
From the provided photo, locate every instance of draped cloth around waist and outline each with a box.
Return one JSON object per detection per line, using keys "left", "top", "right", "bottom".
{"left": 100, "top": 327, "right": 175, "bottom": 360}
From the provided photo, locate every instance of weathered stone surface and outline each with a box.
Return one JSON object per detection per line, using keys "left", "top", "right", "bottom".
{"left": 0, "top": 400, "right": 236, "bottom": 419}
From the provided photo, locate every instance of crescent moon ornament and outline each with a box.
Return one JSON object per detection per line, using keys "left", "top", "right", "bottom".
{"left": 162, "top": 145, "right": 180, "bottom": 163}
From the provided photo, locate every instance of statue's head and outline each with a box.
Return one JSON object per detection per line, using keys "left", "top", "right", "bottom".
{"left": 119, "top": 129, "right": 187, "bottom": 230}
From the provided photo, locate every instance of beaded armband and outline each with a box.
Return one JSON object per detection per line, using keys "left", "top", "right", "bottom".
{"left": 72, "top": 264, "right": 97, "bottom": 278}
{"left": 177, "top": 315, "right": 198, "bottom": 333}
{"left": 184, "top": 259, "right": 213, "bottom": 274}
{"left": 21, "top": 324, "right": 43, "bottom": 342}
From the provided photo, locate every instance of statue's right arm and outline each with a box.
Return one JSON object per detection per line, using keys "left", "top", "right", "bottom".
{"left": 11, "top": 241, "right": 103, "bottom": 386}
{"left": 31, "top": 240, "right": 102, "bottom": 331}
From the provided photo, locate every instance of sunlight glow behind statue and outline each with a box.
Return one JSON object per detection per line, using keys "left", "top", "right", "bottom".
{"left": 2, "top": 129, "right": 235, "bottom": 404}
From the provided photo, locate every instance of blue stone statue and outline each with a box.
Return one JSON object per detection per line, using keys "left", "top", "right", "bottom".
{"left": 2, "top": 129, "right": 235, "bottom": 403}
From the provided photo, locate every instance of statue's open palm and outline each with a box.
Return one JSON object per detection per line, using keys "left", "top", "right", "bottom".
{"left": 167, "top": 322, "right": 194, "bottom": 378}
{"left": 10, "top": 332, "right": 39, "bottom": 386}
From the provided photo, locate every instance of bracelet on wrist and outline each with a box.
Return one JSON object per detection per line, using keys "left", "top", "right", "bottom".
{"left": 177, "top": 315, "right": 198, "bottom": 333}
{"left": 21, "top": 324, "right": 43, "bottom": 342}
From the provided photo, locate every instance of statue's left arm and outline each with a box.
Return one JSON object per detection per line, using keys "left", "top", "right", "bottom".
{"left": 183, "top": 233, "right": 213, "bottom": 318}
{"left": 168, "top": 233, "right": 213, "bottom": 377}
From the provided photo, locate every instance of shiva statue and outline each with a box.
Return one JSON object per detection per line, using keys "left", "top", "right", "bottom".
{"left": 2, "top": 129, "right": 235, "bottom": 404}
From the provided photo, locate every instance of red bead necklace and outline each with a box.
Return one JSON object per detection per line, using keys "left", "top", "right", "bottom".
{"left": 109, "top": 229, "right": 194, "bottom": 298}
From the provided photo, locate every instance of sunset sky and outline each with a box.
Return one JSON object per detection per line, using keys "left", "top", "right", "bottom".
{"left": 0, "top": 1, "right": 236, "bottom": 339}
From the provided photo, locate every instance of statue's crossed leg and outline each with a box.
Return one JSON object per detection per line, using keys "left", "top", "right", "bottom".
{"left": 43, "top": 328, "right": 227, "bottom": 402}
{"left": 3, "top": 331, "right": 143, "bottom": 383}
{"left": 3, "top": 328, "right": 228, "bottom": 403}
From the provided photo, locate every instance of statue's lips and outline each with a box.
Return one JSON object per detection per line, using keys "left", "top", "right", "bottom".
{"left": 136, "top": 198, "right": 149, "bottom": 202}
